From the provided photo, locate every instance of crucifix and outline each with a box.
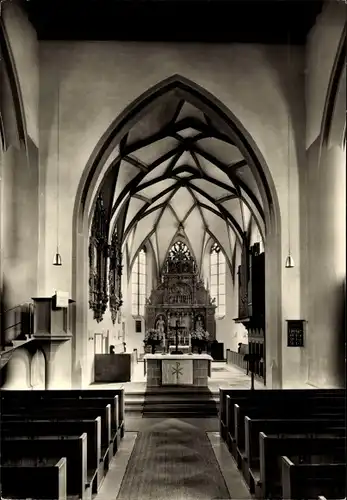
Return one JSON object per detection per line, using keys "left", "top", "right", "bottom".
{"left": 171, "top": 319, "right": 185, "bottom": 355}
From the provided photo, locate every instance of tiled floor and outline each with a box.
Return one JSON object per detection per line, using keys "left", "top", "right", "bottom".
{"left": 91, "top": 360, "right": 264, "bottom": 393}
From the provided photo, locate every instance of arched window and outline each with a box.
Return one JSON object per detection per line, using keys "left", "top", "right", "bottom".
{"left": 210, "top": 243, "right": 226, "bottom": 317}
{"left": 131, "top": 248, "right": 146, "bottom": 316}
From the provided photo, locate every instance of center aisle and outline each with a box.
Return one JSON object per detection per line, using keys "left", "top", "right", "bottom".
{"left": 94, "top": 417, "right": 251, "bottom": 500}
{"left": 93, "top": 362, "right": 258, "bottom": 500}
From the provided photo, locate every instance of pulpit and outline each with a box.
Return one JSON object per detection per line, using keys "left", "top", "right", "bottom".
{"left": 145, "top": 240, "right": 216, "bottom": 351}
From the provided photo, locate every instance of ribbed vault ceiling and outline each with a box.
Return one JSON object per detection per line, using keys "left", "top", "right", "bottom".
{"left": 108, "top": 91, "right": 265, "bottom": 274}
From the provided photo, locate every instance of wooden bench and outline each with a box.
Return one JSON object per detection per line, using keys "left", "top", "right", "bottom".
{"left": 1, "top": 433, "right": 89, "bottom": 500}
{"left": 257, "top": 433, "right": 346, "bottom": 499}
{"left": 1, "top": 388, "right": 125, "bottom": 440}
{"left": 233, "top": 400, "right": 345, "bottom": 463}
{"left": 1, "top": 404, "right": 113, "bottom": 468}
{"left": 243, "top": 417, "right": 345, "bottom": 493}
{"left": 1, "top": 417, "right": 103, "bottom": 493}
{"left": 281, "top": 456, "right": 346, "bottom": 500}
{"left": 0, "top": 457, "right": 67, "bottom": 500}
{"left": 219, "top": 388, "right": 344, "bottom": 443}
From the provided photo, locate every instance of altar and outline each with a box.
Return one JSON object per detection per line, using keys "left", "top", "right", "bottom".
{"left": 144, "top": 353, "right": 213, "bottom": 387}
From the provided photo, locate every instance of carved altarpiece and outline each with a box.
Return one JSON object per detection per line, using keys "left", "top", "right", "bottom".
{"left": 145, "top": 241, "right": 216, "bottom": 348}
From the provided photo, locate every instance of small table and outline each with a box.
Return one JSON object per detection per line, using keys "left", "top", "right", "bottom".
{"left": 144, "top": 353, "right": 213, "bottom": 387}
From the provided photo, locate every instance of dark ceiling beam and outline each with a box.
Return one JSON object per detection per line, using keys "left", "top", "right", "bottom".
{"left": 119, "top": 133, "right": 128, "bottom": 156}
{"left": 171, "top": 164, "right": 200, "bottom": 177}
{"left": 229, "top": 159, "right": 247, "bottom": 171}
{"left": 191, "top": 144, "right": 264, "bottom": 219}
{"left": 133, "top": 194, "right": 151, "bottom": 203}
{"left": 122, "top": 202, "right": 166, "bottom": 243}
{"left": 129, "top": 227, "right": 157, "bottom": 272}
{"left": 110, "top": 145, "right": 182, "bottom": 219}
{"left": 121, "top": 182, "right": 181, "bottom": 242}
{"left": 187, "top": 187, "right": 208, "bottom": 230}
{"left": 190, "top": 150, "right": 205, "bottom": 176}
{"left": 123, "top": 154, "right": 149, "bottom": 172}
{"left": 171, "top": 99, "right": 185, "bottom": 123}
{"left": 181, "top": 200, "right": 198, "bottom": 224}
{"left": 217, "top": 194, "right": 238, "bottom": 203}
{"left": 187, "top": 184, "right": 244, "bottom": 240}
{"left": 123, "top": 116, "right": 233, "bottom": 156}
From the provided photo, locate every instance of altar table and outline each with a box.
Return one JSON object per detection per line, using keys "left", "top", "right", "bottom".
{"left": 143, "top": 354, "right": 213, "bottom": 387}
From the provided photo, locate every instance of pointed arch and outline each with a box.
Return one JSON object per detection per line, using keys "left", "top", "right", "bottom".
{"left": 72, "top": 73, "right": 282, "bottom": 388}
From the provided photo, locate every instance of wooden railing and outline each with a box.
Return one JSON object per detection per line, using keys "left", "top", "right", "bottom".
{"left": 0, "top": 302, "right": 34, "bottom": 350}
{"left": 226, "top": 348, "right": 265, "bottom": 381}
{"left": 226, "top": 349, "right": 249, "bottom": 371}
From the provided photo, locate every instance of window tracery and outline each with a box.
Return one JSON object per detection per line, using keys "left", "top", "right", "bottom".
{"left": 165, "top": 241, "right": 196, "bottom": 274}
{"left": 210, "top": 242, "right": 226, "bottom": 317}
{"left": 132, "top": 248, "right": 147, "bottom": 316}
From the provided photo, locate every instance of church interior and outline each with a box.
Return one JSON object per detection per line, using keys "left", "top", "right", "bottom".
{"left": 0, "top": 0, "right": 346, "bottom": 499}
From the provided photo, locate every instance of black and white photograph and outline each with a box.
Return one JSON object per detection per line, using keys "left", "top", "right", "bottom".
{"left": 0, "top": 0, "right": 346, "bottom": 499}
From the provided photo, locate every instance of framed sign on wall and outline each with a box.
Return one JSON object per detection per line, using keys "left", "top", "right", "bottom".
{"left": 287, "top": 320, "right": 305, "bottom": 347}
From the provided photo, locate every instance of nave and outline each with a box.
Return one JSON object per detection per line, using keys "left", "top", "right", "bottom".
{"left": 1, "top": 363, "right": 345, "bottom": 500}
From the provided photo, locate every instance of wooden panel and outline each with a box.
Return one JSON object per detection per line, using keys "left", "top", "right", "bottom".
{"left": 94, "top": 354, "right": 131, "bottom": 382}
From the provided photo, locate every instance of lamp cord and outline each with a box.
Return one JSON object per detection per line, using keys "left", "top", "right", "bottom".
{"left": 56, "top": 70, "right": 60, "bottom": 252}
{"left": 287, "top": 30, "right": 291, "bottom": 255}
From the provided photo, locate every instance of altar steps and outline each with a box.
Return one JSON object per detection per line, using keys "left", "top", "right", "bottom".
{"left": 125, "top": 389, "right": 220, "bottom": 418}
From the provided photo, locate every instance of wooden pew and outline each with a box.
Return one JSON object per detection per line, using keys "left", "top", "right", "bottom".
{"left": 243, "top": 417, "right": 345, "bottom": 493}
{"left": 1, "top": 418, "right": 103, "bottom": 493}
{"left": 0, "top": 457, "right": 67, "bottom": 500}
{"left": 1, "top": 392, "right": 122, "bottom": 453}
{"left": 281, "top": 456, "right": 346, "bottom": 500}
{"left": 219, "top": 388, "right": 344, "bottom": 443}
{"left": 1, "top": 433, "right": 89, "bottom": 500}
{"left": 1, "top": 388, "right": 125, "bottom": 440}
{"left": 233, "top": 400, "right": 345, "bottom": 463}
{"left": 257, "top": 432, "right": 346, "bottom": 499}
{"left": 1, "top": 404, "right": 112, "bottom": 468}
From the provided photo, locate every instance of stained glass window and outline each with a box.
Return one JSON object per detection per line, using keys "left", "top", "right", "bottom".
{"left": 210, "top": 243, "right": 226, "bottom": 316}
{"left": 131, "top": 248, "right": 146, "bottom": 316}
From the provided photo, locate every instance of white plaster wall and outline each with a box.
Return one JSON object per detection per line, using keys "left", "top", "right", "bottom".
{"left": 1, "top": 348, "right": 31, "bottom": 389}
{"left": 305, "top": 2, "right": 346, "bottom": 149}
{"left": 3, "top": 2, "right": 39, "bottom": 146}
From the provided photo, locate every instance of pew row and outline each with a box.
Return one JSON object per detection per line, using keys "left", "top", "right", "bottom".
{"left": 232, "top": 398, "right": 345, "bottom": 462}
{"left": 1, "top": 434, "right": 90, "bottom": 500}
{"left": 1, "top": 418, "right": 103, "bottom": 493}
{"left": 1, "top": 404, "right": 113, "bottom": 467}
{"left": 219, "top": 388, "right": 344, "bottom": 442}
{"left": 281, "top": 456, "right": 346, "bottom": 500}
{"left": 1, "top": 457, "right": 67, "bottom": 500}
{"left": 0, "top": 389, "right": 125, "bottom": 439}
{"left": 243, "top": 416, "right": 345, "bottom": 492}
{"left": 257, "top": 432, "right": 346, "bottom": 499}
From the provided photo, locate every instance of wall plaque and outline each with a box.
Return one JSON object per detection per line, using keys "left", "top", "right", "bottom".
{"left": 287, "top": 320, "right": 305, "bottom": 347}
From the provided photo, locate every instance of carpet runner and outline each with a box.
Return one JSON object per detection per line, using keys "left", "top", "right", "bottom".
{"left": 117, "top": 418, "right": 231, "bottom": 500}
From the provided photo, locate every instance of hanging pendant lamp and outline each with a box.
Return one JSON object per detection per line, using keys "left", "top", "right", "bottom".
{"left": 285, "top": 31, "right": 294, "bottom": 269}
{"left": 53, "top": 68, "right": 62, "bottom": 266}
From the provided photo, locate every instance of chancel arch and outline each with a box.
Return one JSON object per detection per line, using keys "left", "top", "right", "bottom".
{"left": 73, "top": 74, "right": 282, "bottom": 387}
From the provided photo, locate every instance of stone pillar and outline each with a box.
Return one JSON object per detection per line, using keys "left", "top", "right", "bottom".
{"left": 303, "top": 142, "right": 346, "bottom": 387}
